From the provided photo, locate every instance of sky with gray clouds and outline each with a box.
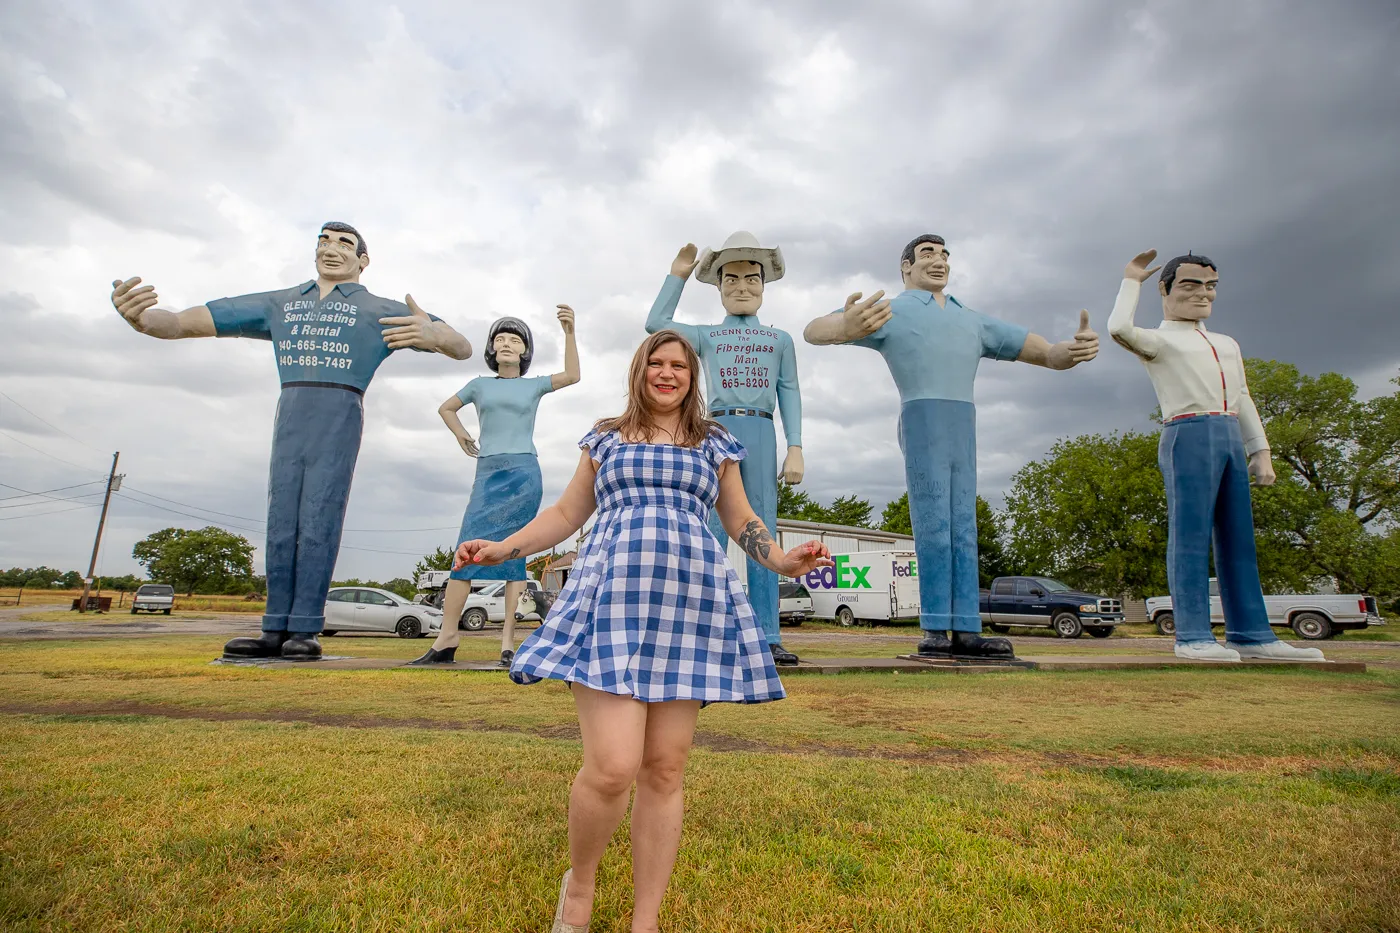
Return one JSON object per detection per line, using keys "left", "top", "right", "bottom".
{"left": 2, "top": 0, "right": 1397, "bottom": 582}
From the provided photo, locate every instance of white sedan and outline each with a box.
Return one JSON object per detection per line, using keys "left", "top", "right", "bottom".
{"left": 459, "top": 580, "right": 547, "bottom": 631}
{"left": 322, "top": 587, "right": 443, "bottom": 639}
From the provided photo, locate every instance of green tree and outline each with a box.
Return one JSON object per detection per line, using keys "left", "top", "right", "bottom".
{"left": 1248, "top": 361, "right": 1400, "bottom": 597}
{"left": 59, "top": 570, "right": 83, "bottom": 589}
{"left": 413, "top": 546, "right": 454, "bottom": 582}
{"left": 882, "top": 492, "right": 1013, "bottom": 586}
{"left": 1003, "top": 431, "right": 1168, "bottom": 599}
{"left": 822, "top": 494, "right": 874, "bottom": 529}
{"left": 777, "top": 481, "right": 818, "bottom": 521}
{"left": 382, "top": 577, "right": 416, "bottom": 600}
{"left": 131, "top": 527, "right": 256, "bottom": 596}
{"left": 22, "top": 567, "right": 65, "bottom": 588}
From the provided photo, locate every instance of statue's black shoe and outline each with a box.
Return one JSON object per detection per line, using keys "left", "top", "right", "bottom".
{"left": 950, "top": 630, "right": 1015, "bottom": 660}
{"left": 769, "top": 643, "right": 800, "bottom": 666}
{"left": 408, "top": 645, "right": 457, "bottom": 665}
{"left": 500, "top": 649, "right": 515, "bottom": 667}
{"left": 280, "top": 633, "right": 322, "bottom": 660}
{"left": 916, "top": 632, "right": 952, "bottom": 657}
{"left": 223, "top": 630, "right": 289, "bottom": 659}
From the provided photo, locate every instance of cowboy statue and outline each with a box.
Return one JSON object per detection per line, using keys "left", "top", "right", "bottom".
{"left": 645, "top": 231, "right": 805, "bottom": 665}
{"left": 1108, "top": 249, "right": 1323, "bottom": 662}
{"left": 110, "top": 222, "right": 472, "bottom": 660}
{"left": 804, "top": 233, "right": 1099, "bottom": 660}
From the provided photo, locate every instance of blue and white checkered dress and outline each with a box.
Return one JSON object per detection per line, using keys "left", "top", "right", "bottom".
{"left": 509, "top": 427, "right": 786, "bottom": 704}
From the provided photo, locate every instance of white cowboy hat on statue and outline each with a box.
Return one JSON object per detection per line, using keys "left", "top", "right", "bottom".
{"left": 695, "top": 230, "right": 786, "bottom": 285}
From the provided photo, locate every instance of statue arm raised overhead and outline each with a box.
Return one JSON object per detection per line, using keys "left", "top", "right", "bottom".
{"left": 643, "top": 244, "right": 703, "bottom": 348}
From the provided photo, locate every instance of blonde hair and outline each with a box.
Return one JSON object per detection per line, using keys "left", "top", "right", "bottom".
{"left": 594, "top": 330, "right": 718, "bottom": 447}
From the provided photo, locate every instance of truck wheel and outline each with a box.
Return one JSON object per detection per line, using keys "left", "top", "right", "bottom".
{"left": 1086, "top": 626, "right": 1113, "bottom": 638}
{"left": 989, "top": 623, "right": 1010, "bottom": 634}
{"left": 462, "top": 608, "right": 488, "bottom": 631}
{"left": 322, "top": 630, "right": 338, "bottom": 636}
{"left": 163, "top": 608, "right": 172, "bottom": 615}
{"left": 130, "top": 608, "right": 138, "bottom": 615}
{"left": 1053, "top": 613, "right": 1083, "bottom": 638}
{"left": 1291, "top": 612, "right": 1331, "bottom": 640}
{"left": 1155, "top": 613, "right": 1176, "bottom": 637}
{"left": 396, "top": 617, "right": 421, "bottom": 639}
{"left": 835, "top": 606, "right": 856, "bottom": 628}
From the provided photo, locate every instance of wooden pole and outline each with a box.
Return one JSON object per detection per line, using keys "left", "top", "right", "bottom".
{"left": 77, "top": 452, "right": 120, "bottom": 613}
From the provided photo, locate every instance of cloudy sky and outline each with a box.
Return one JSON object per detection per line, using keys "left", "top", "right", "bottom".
{"left": 2, "top": 0, "right": 1397, "bottom": 583}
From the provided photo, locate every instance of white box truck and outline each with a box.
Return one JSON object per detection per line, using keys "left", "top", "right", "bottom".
{"left": 793, "top": 550, "right": 920, "bottom": 627}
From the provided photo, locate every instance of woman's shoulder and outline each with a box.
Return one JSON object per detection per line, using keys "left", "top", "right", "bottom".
{"left": 579, "top": 423, "right": 620, "bottom": 459}
{"left": 702, "top": 423, "right": 747, "bottom": 465}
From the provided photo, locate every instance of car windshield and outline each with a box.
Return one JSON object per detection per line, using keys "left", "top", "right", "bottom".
{"left": 137, "top": 585, "right": 173, "bottom": 596}
{"left": 779, "top": 583, "right": 810, "bottom": 598}
{"left": 1033, "top": 578, "right": 1073, "bottom": 593}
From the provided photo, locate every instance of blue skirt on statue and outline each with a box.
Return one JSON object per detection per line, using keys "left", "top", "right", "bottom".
{"left": 450, "top": 453, "right": 543, "bottom": 582}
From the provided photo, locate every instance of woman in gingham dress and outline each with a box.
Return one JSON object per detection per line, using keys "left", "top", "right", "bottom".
{"left": 453, "top": 330, "right": 832, "bottom": 933}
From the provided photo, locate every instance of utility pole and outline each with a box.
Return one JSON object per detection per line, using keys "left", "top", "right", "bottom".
{"left": 78, "top": 452, "right": 122, "bottom": 613}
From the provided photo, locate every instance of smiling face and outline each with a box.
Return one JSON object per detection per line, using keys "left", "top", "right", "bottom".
{"left": 316, "top": 228, "right": 369, "bottom": 282}
{"left": 719, "top": 260, "right": 765, "bottom": 316}
{"left": 901, "top": 240, "right": 950, "bottom": 293}
{"left": 1161, "top": 263, "right": 1219, "bottom": 322}
{"left": 644, "top": 339, "right": 692, "bottom": 415}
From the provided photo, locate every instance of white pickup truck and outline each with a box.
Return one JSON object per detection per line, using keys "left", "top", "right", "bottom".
{"left": 1146, "top": 580, "right": 1384, "bottom": 640}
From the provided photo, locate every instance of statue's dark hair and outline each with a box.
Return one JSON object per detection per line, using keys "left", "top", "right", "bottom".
{"left": 320, "top": 221, "right": 367, "bottom": 258}
{"left": 1160, "top": 252, "right": 1217, "bottom": 294}
{"left": 719, "top": 259, "right": 765, "bottom": 283}
{"left": 900, "top": 234, "right": 948, "bottom": 271}
{"left": 485, "top": 316, "right": 535, "bottom": 375}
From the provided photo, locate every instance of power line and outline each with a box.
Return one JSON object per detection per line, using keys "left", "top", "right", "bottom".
{"left": 111, "top": 492, "right": 264, "bottom": 534}
{"left": 0, "top": 503, "right": 102, "bottom": 522}
{"left": 119, "top": 485, "right": 267, "bottom": 524}
{"left": 0, "top": 481, "right": 106, "bottom": 503}
{"left": 0, "top": 429, "right": 108, "bottom": 475}
{"left": 0, "top": 392, "right": 108, "bottom": 456}
{"left": 0, "top": 492, "right": 106, "bottom": 510}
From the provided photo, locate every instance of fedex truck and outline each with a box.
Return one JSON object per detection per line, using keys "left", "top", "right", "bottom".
{"left": 793, "top": 550, "right": 920, "bottom": 627}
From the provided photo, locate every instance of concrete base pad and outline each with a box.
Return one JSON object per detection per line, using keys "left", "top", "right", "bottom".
{"left": 212, "top": 654, "right": 1365, "bottom": 674}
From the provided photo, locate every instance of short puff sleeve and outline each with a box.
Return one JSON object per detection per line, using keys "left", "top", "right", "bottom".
{"left": 579, "top": 428, "right": 619, "bottom": 464}
{"left": 703, "top": 426, "right": 748, "bottom": 473}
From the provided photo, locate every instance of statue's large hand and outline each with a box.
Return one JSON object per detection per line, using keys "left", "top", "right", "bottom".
{"left": 842, "top": 290, "right": 891, "bottom": 340}
{"left": 556, "top": 304, "right": 575, "bottom": 335}
{"left": 1124, "top": 249, "right": 1162, "bottom": 283}
{"left": 671, "top": 243, "right": 700, "bottom": 280}
{"left": 111, "top": 277, "right": 160, "bottom": 334}
{"left": 1248, "top": 450, "right": 1276, "bottom": 486}
{"left": 1067, "top": 310, "right": 1099, "bottom": 364}
{"left": 380, "top": 295, "right": 438, "bottom": 350}
{"left": 780, "top": 446, "right": 804, "bottom": 485}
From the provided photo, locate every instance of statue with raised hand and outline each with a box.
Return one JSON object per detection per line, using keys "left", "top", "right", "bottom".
{"left": 1108, "top": 248, "right": 1322, "bottom": 662}
{"left": 410, "top": 304, "right": 581, "bottom": 668}
{"left": 804, "top": 234, "right": 1098, "bottom": 660}
{"left": 111, "top": 222, "right": 471, "bottom": 660}
{"left": 645, "top": 232, "right": 805, "bottom": 665}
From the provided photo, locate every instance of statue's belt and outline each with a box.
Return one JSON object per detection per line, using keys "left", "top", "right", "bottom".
{"left": 282, "top": 381, "right": 364, "bottom": 396}
{"left": 711, "top": 408, "right": 773, "bottom": 420}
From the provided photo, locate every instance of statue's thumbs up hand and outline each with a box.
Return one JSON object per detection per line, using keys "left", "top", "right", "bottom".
{"left": 381, "top": 294, "right": 436, "bottom": 349}
{"left": 1068, "top": 310, "right": 1099, "bottom": 364}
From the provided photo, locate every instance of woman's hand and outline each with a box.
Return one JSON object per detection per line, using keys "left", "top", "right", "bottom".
{"left": 452, "top": 539, "right": 519, "bottom": 569}
{"left": 775, "top": 540, "right": 833, "bottom": 578}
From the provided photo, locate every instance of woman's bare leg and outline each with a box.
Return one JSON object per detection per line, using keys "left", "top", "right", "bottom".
{"left": 562, "top": 684, "right": 648, "bottom": 927}
{"left": 427, "top": 579, "right": 471, "bottom": 651}
{"left": 629, "top": 700, "right": 701, "bottom": 933}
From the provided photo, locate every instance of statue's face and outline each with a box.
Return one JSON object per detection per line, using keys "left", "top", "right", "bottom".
{"left": 1161, "top": 263, "right": 1219, "bottom": 322}
{"left": 719, "top": 260, "right": 764, "bottom": 316}
{"left": 316, "top": 229, "right": 368, "bottom": 281}
{"left": 901, "top": 240, "right": 949, "bottom": 292}
{"left": 493, "top": 332, "right": 526, "bottom": 367}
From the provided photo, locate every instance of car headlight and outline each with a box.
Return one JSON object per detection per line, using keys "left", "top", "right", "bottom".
{"left": 1079, "top": 604, "right": 1097, "bottom": 613}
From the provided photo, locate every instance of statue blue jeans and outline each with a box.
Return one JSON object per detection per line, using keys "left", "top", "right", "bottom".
{"left": 900, "top": 399, "right": 982, "bottom": 633}
{"left": 707, "top": 412, "right": 782, "bottom": 645}
{"left": 261, "top": 384, "right": 364, "bottom": 634}
{"left": 1159, "top": 414, "right": 1277, "bottom": 646}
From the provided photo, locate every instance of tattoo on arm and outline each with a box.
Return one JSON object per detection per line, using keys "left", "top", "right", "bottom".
{"left": 738, "top": 520, "right": 773, "bottom": 563}
{"left": 507, "top": 548, "right": 520, "bottom": 559}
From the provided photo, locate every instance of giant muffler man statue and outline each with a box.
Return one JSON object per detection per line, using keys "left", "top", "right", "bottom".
{"left": 111, "top": 222, "right": 472, "bottom": 660}
{"left": 805, "top": 234, "right": 1099, "bottom": 660}
{"left": 646, "top": 231, "right": 805, "bottom": 665}
{"left": 1108, "top": 249, "right": 1323, "bottom": 662}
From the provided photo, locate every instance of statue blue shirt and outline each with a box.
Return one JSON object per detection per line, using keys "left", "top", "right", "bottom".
{"left": 646, "top": 274, "right": 803, "bottom": 447}
{"left": 206, "top": 281, "right": 440, "bottom": 393}
{"left": 455, "top": 375, "right": 557, "bottom": 458}
{"left": 844, "top": 290, "right": 1029, "bottom": 403}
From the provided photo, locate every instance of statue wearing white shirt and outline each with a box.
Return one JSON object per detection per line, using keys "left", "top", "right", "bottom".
{"left": 1108, "top": 250, "right": 1323, "bottom": 662}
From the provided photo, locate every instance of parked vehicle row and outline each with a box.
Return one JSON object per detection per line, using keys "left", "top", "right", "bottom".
{"left": 322, "top": 587, "right": 444, "bottom": 638}
{"left": 131, "top": 583, "right": 175, "bottom": 614}
{"left": 1145, "top": 581, "right": 1384, "bottom": 640}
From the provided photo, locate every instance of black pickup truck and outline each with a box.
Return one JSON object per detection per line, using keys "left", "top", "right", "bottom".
{"left": 979, "top": 576, "right": 1125, "bottom": 638}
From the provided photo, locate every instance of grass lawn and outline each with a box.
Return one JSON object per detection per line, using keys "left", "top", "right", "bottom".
{"left": 1, "top": 636, "right": 1397, "bottom": 932}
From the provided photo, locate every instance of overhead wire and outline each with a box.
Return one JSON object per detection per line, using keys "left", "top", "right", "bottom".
{"left": 0, "top": 392, "right": 109, "bottom": 456}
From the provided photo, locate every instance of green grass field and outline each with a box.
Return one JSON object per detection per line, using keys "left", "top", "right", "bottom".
{"left": 2, "top": 635, "right": 1397, "bottom": 932}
